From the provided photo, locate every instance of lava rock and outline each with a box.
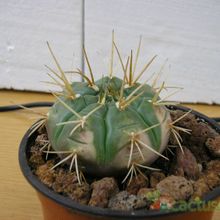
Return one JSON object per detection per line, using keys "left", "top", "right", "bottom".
{"left": 68, "top": 183, "right": 91, "bottom": 205}
{"left": 191, "top": 170, "right": 220, "bottom": 199}
{"left": 206, "top": 136, "right": 220, "bottom": 157}
{"left": 89, "top": 177, "right": 119, "bottom": 208}
{"left": 52, "top": 169, "right": 78, "bottom": 193}
{"left": 35, "top": 160, "right": 56, "bottom": 187}
{"left": 171, "top": 146, "right": 200, "bottom": 180}
{"left": 108, "top": 191, "right": 148, "bottom": 211}
{"left": 204, "top": 171, "right": 220, "bottom": 190}
{"left": 191, "top": 177, "right": 210, "bottom": 199}
{"left": 150, "top": 172, "right": 166, "bottom": 188}
{"left": 170, "top": 110, "right": 197, "bottom": 128}
{"left": 190, "top": 121, "right": 218, "bottom": 147}
{"left": 187, "top": 145, "right": 210, "bottom": 164}
{"left": 29, "top": 145, "right": 45, "bottom": 168}
{"left": 206, "top": 160, "right": 220, "bottom": 173}
{"left": 156, "top": 175, "right": 193, "bottom": 200}
{"left": 126, "top": 174, "right": 148, "bottom": 195}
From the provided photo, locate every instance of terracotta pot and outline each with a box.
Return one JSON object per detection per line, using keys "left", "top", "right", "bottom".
{"left": 19, "top": 106, "right": 220, "bottom": 220}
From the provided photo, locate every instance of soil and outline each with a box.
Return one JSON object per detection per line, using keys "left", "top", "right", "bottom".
{"left": 28, "top": 110, "right": 220, "bottom": 211}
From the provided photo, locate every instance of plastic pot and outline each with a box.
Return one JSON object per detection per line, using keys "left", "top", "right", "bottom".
{"left": 19, "top": 106, "right": 220, "bottom": 220}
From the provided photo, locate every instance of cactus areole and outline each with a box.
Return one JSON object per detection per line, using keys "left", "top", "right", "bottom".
{"left": 46, "top": 76, "right": 171, "bottom": 176}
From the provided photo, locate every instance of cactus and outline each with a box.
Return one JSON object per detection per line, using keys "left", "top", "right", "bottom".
{"left": 37, "top": 36, "right": 190, "bottom": 184}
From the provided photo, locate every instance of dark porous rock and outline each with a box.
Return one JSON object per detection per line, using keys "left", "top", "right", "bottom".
{"left": 191, "top": 177, "right": 210, "bottom": 199}
{"left": 108, "top": 191, "right": 148, "bottom": 211}
{"left": 150, "top": 172, "right": 166, "bottom": 188}
{"left": 187, "top": 145, "right": 210, "bottom": 165}
{"left": 203, "top": 160, "right": 220, "bottom": 190}
{"left": 170, "top": 110, "right": 218, "bottom": 163}
{"left": 51, "top": 168, "right": 91, "bottom": 205}
{"left": 35, "top": 160, "right": 56, "bottom": 187}
{"left": 68, "top": 183, "right": 91, "bottom": 205}
{"left": 206, "top": 136, "right": 220, "bottom": 157}
{"left": 170, "top": 110, "right": 218, "bottom": 146}
{"left": 126, "top": 174, "right": 148, "bottom": 195}
{"left": 156, "top": 175, "right": 193, "bottom": 200}
{"left": 192, "top": 170, "right": 220, "bottom": 199}
{"left": 29, "top": 145, "right": 45, "bottom": 168}
{"left": 170, "top": 110, "right": 197, "bottom": 129}
{"left": 170, "top": 146, "right": 200, "bottom": 180}
{"left": 52, "top": 169, "right": 78, "bottom": 193}
{"left": 89, "top": 177, "right": 119, "bottom": 208}
{"left": 190, "top": 121, "right": 218, "bottom": 147}
{"left": 206, "top": 160, "right": 220, "bottom": 173}
{"left": 204, "top": 171, "right": 220, "bottom": 190}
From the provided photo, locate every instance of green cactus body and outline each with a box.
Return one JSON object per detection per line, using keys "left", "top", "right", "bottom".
{"left": 46, "top": 76, "right": 171, "bottom": 175}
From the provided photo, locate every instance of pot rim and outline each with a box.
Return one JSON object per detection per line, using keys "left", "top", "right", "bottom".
{"left": 19, "top": 105, "right": 220, "bottom": 219}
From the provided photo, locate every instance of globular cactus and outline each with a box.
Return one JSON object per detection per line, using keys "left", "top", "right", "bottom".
{"left": 41, "top": 37, "right": 189, "bottom": 184}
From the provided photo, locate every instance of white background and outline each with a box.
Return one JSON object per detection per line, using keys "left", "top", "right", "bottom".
{"left": 0, "top": 0, "right": 220, "bottom": 103}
